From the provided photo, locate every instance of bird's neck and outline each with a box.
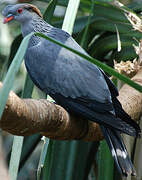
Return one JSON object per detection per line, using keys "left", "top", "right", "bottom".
{"left": 21, "top": 15, "right": 53, "bottom": 47}
{"left": 21, "top": 23, "right": 33, "bottom": 37}
{"left": 21, "top": 15, "right": 52, "bottom": 37}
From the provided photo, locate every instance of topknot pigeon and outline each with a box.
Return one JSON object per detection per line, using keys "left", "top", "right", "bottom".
{"left": 2, "top": 3, "right": 141, "bottom": 176}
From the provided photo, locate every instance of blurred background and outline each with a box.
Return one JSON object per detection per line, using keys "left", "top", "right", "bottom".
{"left": 0, "top": 0, "right": 142, "bottom": 179}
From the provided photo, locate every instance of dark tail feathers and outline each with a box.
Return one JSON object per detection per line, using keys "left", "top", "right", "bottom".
{"left": 112, "top": 97, "right": 141, "bottom": 138}
{"left": 100, "top": 125, "right": 136, "bottom": 177}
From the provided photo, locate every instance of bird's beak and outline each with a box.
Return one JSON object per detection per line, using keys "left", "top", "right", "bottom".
{"left": 3, "top": 14, "right": 14, "bottom": 24}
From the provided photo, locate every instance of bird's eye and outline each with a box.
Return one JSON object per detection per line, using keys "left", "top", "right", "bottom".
{"left": 17, "top": 8, "right": 23, "bottom": 14}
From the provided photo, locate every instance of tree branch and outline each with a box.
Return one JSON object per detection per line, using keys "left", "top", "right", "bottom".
{"left": 0, "top": 69, "right": 142, "bottom": 141}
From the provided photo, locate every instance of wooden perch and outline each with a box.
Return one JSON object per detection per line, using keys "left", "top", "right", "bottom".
{"left": 0, "top": 68, "right": 142, "bottom": 141}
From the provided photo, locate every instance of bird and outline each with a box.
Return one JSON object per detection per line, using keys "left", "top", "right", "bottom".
{"left": 2, "top": 3, "right": 141, "bottom": 177}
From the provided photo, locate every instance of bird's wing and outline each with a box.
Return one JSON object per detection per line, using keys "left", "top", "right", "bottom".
{"left": 51, "top": 53, "right": 112, "bottom": 102}
{"left": 25, "top": 34, "right": 115, "bottom": 111}
{"left": 45, "top": 37, "right": 112, "bottom": 100}
{"left": 25, "top": 35, "right": 141, "bottom": 136}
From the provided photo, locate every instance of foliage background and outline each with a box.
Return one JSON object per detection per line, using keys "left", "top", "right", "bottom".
{"left": 0, "top": 0, "right": 142, "bottom": 179}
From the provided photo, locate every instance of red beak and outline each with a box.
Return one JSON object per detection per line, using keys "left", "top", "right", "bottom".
{"left": 3, "top": 14, "right": 14, "bottom": 24}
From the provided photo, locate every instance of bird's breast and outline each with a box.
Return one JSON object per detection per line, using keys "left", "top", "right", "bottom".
{"left": 24, "top": 53, "right": 54, "bottom": 94}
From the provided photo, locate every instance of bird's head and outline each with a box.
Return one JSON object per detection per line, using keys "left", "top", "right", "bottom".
{"left": 2, "top": 3, "right": 42, "bottom": 24}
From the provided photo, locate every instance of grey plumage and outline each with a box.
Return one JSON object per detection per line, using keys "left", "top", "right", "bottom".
{"left": 2, "top": 3, "right": 141, "bottom": 176}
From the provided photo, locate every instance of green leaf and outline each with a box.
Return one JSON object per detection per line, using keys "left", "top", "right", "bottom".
{"left": 43, "top": 140, "right": 94, "bottom": 180}
{"left": 37, "top": 137, "right": 49, "bottom": 180}
{"left": 112, "top": 47, "right": 137, "bottom": 61}
{"left": 80, "top": 0, "right": 95, "bottom": 49}
{"left": 91, "top": 18, "right": 131, "bottom": 33}
{"left": 43, "top": 0, "right": 58, "bottom": 23}
{"left": 20, "top": 134, "right": 41, "bottom": 170}
{"left": 9, "top": 73, "right": 34, "bottom": 180}
{"left": 7, "top": 34, "right": 23, "bottom": 68}
{"left": 39, "top": 0, "right": 68, "bottom": 6}
{"left": 53, "top": 15, "right": 96, "bottom": 34}
{"left": 0, "top": 34, "right": 23, "bottom": 81}
{"left": 0, "top": 32, "right": 33, "bottom": 120}
{"left": 128, "top": 2, "right": 142, "bottom": 12}
{"left": 21, "top": 74, "right": 34, "bottom": 98}
{"left": 90, "top": 35, "right": 137, "bottom": 58}
{"left": 98, "top": 140, "right": 114, "bottom": 180}
{"left": 62, "top": 0, "right": 80, "bottom": 34}
{"left": 9, "top": 136, "right": 24, "bottom": 180}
